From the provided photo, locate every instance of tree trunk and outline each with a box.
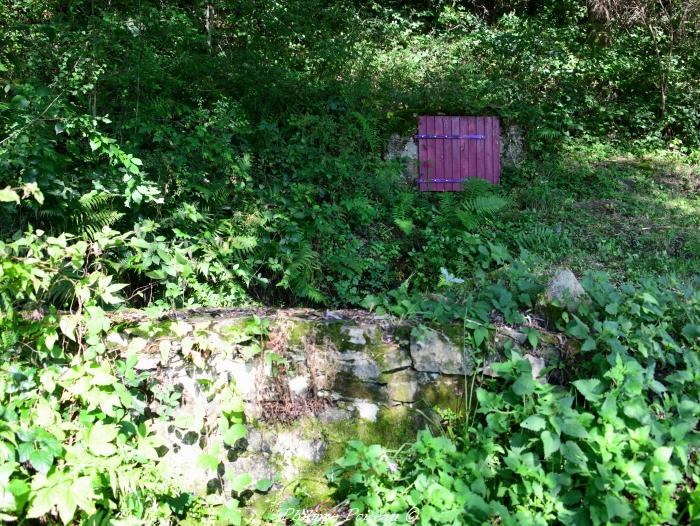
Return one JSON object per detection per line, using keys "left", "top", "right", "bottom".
{"left": 205, "top": 3, "right": 214, "bottom": 50}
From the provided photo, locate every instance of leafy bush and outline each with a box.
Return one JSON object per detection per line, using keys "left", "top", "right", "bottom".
{"left": 330, "top": 275, "right": 700, "bottom": 525}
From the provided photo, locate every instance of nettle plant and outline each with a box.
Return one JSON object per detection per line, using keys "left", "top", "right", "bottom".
{"left": 330, "top": 353, "right": 700, "bottom": 525}
{"left": 330, "top": 276, "right": 700, "bottom": 525}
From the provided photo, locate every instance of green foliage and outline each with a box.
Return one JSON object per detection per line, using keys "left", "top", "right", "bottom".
{"left": 330, "top": 275, "right": 700, "bottom": 525}
{"left": 514, "top": 225, "right": 573, "bottom": 259}
{"left": 1, "top": 0, "right": 699, "bottom": 523}
{"left": 0, "top": 193, "right": 267, "bottom": 524}
{"left": 2, "top": 0, "right": 699, "bottom": 307}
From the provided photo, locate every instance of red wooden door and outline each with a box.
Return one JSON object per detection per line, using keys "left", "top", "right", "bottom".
{"left": 417, "top": 116, "right": 501, "bottom": 191}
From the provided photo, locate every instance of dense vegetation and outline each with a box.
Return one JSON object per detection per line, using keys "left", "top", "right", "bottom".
{"left": 1, "top": 0, "right": 699, "bottom": 524}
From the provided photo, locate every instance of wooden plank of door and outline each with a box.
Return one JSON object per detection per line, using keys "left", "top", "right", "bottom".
{"left": 459, "top": 116, "right": 468, "bottom": 187}
{"left": 435, "top": 116, "right": 446, "bottom": 191}
{"left": 467, "top": 117, "right": 477, "bottom": 182}
{"left": 450, "top": 116, "right": 460, "bottom": 191}
{"left": 418, "top": 116, "right": 428, "bottom": 191}
{"left": 428, "top": 116, "right": 437, "bottom": 191}
{"left": 476, "top": 117, "right": 484, "bottom": 181}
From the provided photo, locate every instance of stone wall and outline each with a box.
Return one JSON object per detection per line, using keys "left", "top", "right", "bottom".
{"left": 500, "top": 124, "right": 526, "bottom": 167}
{"left": 385, "top": 133, "right": 419, "bottom": 182}
{"left": 108, "top": 309, "right": 559, "bottom": 505}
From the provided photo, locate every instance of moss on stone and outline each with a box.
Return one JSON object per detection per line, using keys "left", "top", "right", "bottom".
{"left": 323, "top": 406, "right": 416, "bottom": 452}
{"left": 366, "top": 344, "right": 411, "bottom": 373}
{"left": 382, "top": 369, "right": 418, "bottom": 403}
{"left": 315, "top": 320, "right": 356, "bottom": 350}
{"left": 284, "top": 319, "right": 315, "bottom": 348}
{"left": 250, "top": 406, "right": 419, "bottom": 512}
{"left": 333, "top": 372, "right": 387, "bottom": 401}
{"left": 217, "top": 317, "right": 252, "bottom": 339}
{"left": 415, "top": 375, "right": 467, "bottom": 413}
{"left": 430, "top": 321, "right": 466, "bottom": 351}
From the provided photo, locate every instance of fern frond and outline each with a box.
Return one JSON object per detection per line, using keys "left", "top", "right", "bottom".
{"left": 351, "top": 111, "right": 379, "bottom": 150}
{"left": 394, "top": 217, "right": 414, "bottom": 235}
{"left": 455, "top": 210, "right": 480, "bottom": 230}
{"left": 229, "top": 235, "right": 258, "bottom": 254}
{"left": 466, "top": 195, "right": 509, "bottom": 216}
{"left": 531, "top": 127, "right": 561, "bottom": 140}
{"left": 392, "top": 192, "right": 415, "bottom": 235}
{"left": 46, "top": 278, "right": 76, "bottom": 308}
{"left": 281, "top": 241, "right": 325, "bottom": 303}
{"left": 461, "top": 178, "right": 494, "bottom": 195}
{"left": 435, "top": 193, "right": 458, "bottom": 228}
{"left": 79, "top": 191, "right": 114, "bottom": 211}
{"left": 514, "top": 225, "right": 572, "bottom": 257}
{"left": 71, "top": 191, "right": 124, "bottom": 238}
{"left": 82, "top": 211, "right": 125, "bottom": 238}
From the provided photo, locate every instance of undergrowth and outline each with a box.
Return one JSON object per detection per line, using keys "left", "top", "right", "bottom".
{"left": 1, "top": 0, "right": 699, "bottom": 524}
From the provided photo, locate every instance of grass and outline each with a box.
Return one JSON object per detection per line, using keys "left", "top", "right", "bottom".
{"left": 501, "top": 143, "right": 700, "bottom": 282}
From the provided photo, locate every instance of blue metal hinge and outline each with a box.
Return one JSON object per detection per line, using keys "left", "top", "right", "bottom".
{"left": 416, "top": 179, "right": 465, "bottom": 184}
{"left": 414, "top": 134, "right": 485, "bottom": 140}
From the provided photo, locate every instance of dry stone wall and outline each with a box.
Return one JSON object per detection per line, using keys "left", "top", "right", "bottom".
{"left": 107, "top": 309, "right": 560, "bottom": 501}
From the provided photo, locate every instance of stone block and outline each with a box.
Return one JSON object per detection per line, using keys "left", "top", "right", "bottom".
{"left": 410, "top": 325, "right": 472, "bottom": 375}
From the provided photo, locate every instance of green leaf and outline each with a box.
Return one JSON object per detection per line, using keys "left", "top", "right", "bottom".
{"left": 641, "top": 292, "right": 658, "bottom": 305}
{"left": 26, "top": 487, "right": 54, "bottom": 520}
{"left": 218, "top": 499, "right": 242, "bottom": 525}
{"left": 59, "top": 316, "right": 78, "bottom": 341}
{"left": 512, "top": 373, "right": 535, "bottom": 396}
{"left": 568, "top": 317, "right": 589, "bottom": 339}
{"left": 682, "top": 324, "right": 700, "bottom": 342}
{"left": 600, "top": 395, "right": 618, "bottom": 421}
{"left": 473, "top": 327, "right": 488, "bottom": 347}
{"left": 255, "top": 478, "right": 273, "bottom": 492}
{"left": 11, "top": 95, "right": 29, "bottom": 108}
{"left": 573, "top": 379, "right": 603, "bottom": 402}
{"left": 71, "top": 477, "right": 97, "bottom": 516}
{"left": 223, "top": 423, "right": 247, "bottom": 446}
{"left": 581, "top": 338, "right": 596, "bottom": 352}
{"left": 561, "top": 441, "right": 587, "bottom": 465}
{"left": 5, "top": 478, "right": 30, "bottom": 513}
{"left": 55, "top": 486, "right": 77, "bottom": 525}
{"left": 541, "top": 430, "right": 560, "bottom": 459}
{"left": 28, "top": 450, "right": 54, "bottom": 474}
{"left": 605, "top": 303, "right": 619, "bottom": 315}
{"left": 562, "top": 417, "right": 588, "bottom": 438}
{"left": 520, "top": 415, "right": 546, "bottom": 431}
{"left": 626, "top": 461, "right": 647, "bottom": 488}
{"left": 20, "top": 183, "right": 44, "bottom": 205}
{"left": 197, "top": 453, "right": 219, "bottom": 471}
{"left": 86, "top": 423, "right": 118, "bottom": 456}
{"left": 653, "top": 447, "right": 673, "bottom": 464}
{"left": 336, "top": 451, "right": 359, "bottom": 468}
{"left": 527, "top": 331, "right": 538, "bottom": 349}
{"left": 89, "top": 364, "right": 117, "bottom": 386}
{"left": 228, "top": 472, "right": 252, "bottom": 493}
{"left": 605, "top": 495, "right": 632, "bottom": 520}
{"left": 0, "top": 187, "right": 20, "bottom": 204}
{"left": 623, "top": 401, "right": 649, "bottom": 423}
